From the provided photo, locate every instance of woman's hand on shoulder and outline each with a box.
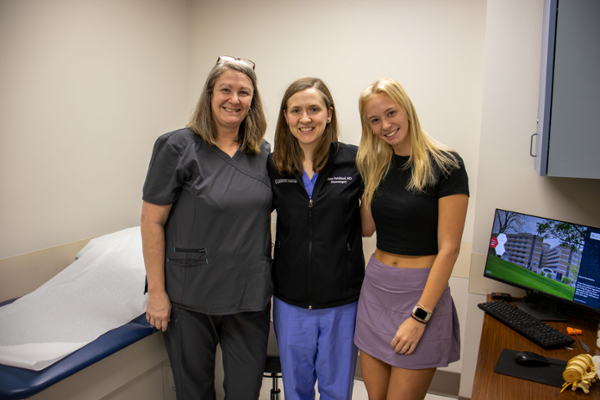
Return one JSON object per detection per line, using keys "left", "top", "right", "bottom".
{"left": 146, "top": 290, "right": 172, "bottom": 332}
{"left": 390, "top": 316, "right": 426, "bottom": 355}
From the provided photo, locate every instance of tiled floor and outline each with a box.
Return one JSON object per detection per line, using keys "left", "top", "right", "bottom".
{"left": 259, "top": 377, "right": 455, "bottom": 399}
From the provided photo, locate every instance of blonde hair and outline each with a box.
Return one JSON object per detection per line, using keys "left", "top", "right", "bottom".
{"left": 356, "top": 78, "right": 460, "bottom": 208}
{"left": 187, "top": 60, "right": 267, "bottom": 154}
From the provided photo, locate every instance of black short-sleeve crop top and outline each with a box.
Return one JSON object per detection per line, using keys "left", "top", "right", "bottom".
{"left": 370, "top": 153, "right": 469, "bottom": 256}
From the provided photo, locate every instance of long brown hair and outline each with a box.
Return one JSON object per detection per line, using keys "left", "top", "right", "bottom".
{"left": 272, "top": 77, "right": 338, "bottom": 176}
{"left": 356, "top": 78, "right": 460, "bottom": 208}
{"left": 187, "top": 60, "right": 267, "bottom": 154}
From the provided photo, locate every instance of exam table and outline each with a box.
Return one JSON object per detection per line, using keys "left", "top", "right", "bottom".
{"left": 0, "top": 298, "right": 156, "bottom": 400}
{"left": 0, "top": 227, "right": 159, "bottom": 400}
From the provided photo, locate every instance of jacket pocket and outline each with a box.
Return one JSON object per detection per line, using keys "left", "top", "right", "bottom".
{"left": 172, "top": 247, "right": 208, "bottom": 262}
{"left": 174, "top": 247, "right": 207, "bottom": 254}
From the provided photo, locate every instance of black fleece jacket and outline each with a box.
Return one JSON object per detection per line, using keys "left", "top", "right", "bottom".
{"left": 267, "top": 142, "right": 365, "bottom": 309}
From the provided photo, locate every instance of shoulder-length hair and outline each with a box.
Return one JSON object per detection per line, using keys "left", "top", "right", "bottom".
{"left": 356, "top": 78, "right": 460, "bottom": 208}
{"left": 272, "top": 77, "right": 339, "bottom": 176}
{"left": 187, "top": 60, "right": 267, "bottom": 154}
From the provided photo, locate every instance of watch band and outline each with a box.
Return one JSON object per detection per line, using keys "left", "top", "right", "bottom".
{"left": 411, "top": 314, "right": 427, "bottom": 324}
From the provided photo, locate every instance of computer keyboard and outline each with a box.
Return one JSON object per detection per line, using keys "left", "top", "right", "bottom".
{"left": 478, "top": 300, "right": 575, "bottom": 349}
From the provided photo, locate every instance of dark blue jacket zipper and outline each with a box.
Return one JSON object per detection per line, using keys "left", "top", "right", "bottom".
{"left": 308, "top": 198, "right": 313, "bottom": 309}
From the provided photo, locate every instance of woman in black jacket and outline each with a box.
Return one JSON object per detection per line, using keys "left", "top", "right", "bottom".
{"left": 267, "top": 77, "right": 364, "bottom": 400}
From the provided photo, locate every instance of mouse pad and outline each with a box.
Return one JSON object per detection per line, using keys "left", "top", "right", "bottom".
{"left": 494, "top": 349, "right": 567, "bottom": 387}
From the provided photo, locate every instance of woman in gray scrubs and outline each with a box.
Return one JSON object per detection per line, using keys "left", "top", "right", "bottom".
{"left": 140, "top": 56, "right": 272, "bottom": 400}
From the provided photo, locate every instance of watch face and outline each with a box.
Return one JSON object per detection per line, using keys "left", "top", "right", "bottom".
{"left": 414, "top": 307, "right": 428, "bottom": 320}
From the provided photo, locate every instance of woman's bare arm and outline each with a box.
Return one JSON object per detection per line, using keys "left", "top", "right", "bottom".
{"left": 141, "top": 201, "right": 172, "bottom": 332}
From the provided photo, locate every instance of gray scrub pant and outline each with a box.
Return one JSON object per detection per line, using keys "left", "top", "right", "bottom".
{"left": 164, "top": 303, "right": 271, "bottom": 400}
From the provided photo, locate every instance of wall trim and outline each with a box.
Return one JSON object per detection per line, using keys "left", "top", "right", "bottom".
{"left": 429, "top": 370, "right": 460, "bottom": 398}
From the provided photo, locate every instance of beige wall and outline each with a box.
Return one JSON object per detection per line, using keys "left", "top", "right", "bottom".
{"left": 190, "top": 0, "right": 485, "bottom": 247}
{"left": 0, "top": 0, "right": 192, "bottom": 259}
{"left": 1, "top": 0, "right": 484, "bottom": 260}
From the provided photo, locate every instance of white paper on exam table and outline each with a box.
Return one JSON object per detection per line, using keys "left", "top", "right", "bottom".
{"left": 0, "top": 227, "right": 147, "bottom": 371}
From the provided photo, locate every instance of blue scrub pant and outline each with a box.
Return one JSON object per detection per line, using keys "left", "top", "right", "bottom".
{"left": 273, "top": 297, "right": 358, "bottom": 400}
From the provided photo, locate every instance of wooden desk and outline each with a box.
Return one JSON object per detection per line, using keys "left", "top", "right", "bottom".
{"left": 471, "top": 298, "right": 600, "bottom": 399}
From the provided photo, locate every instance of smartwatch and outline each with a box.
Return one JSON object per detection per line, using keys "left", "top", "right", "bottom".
{"left": 412, "top": 305, "right": 432, "bottom": 323}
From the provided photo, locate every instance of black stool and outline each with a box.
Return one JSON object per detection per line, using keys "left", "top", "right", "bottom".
{"left": 263, "top": 322, "right": 282, "bottom": 400}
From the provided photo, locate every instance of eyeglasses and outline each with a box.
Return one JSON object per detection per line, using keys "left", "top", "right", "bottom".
{"left": 216, "top": 55, "right": 255, "bottom": 70}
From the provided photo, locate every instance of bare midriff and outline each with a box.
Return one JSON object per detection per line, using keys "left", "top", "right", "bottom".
{"left": 374, "top": 248, "right": 436, "bottom": 269}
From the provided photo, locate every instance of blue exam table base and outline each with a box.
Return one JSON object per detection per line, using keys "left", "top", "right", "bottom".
{"left": 0, "top": 299, "right": 156, "bottom": 400}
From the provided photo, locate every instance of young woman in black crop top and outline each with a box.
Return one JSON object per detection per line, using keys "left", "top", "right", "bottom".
{"left": 353, "top": 78, "right": 469, "bottom": 400}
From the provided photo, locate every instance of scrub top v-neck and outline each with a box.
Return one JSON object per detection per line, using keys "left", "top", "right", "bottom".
{"left": 143, "top": 128, "right": 273, "bottom": 315}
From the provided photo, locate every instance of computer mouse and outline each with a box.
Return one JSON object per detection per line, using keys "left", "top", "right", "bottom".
{"left": 514, "top": 351, "right": 550, "bottom": 367}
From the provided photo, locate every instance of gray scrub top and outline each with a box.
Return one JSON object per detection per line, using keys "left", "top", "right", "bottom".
{"left": 142, "top": 128, "right": 273, "bottom": 315}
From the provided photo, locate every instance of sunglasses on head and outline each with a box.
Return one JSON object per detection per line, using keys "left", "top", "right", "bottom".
{"left": 216, "top": 55, "right": 255, "bottom": 70}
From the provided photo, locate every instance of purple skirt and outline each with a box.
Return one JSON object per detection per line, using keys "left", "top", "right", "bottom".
{"left": 354, "top": 255, "right": 460, "bottom": 369}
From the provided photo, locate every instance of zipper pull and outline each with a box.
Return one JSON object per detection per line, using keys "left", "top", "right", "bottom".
{"left": 309, "top": 199, "right": 313, "bottom": 208}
